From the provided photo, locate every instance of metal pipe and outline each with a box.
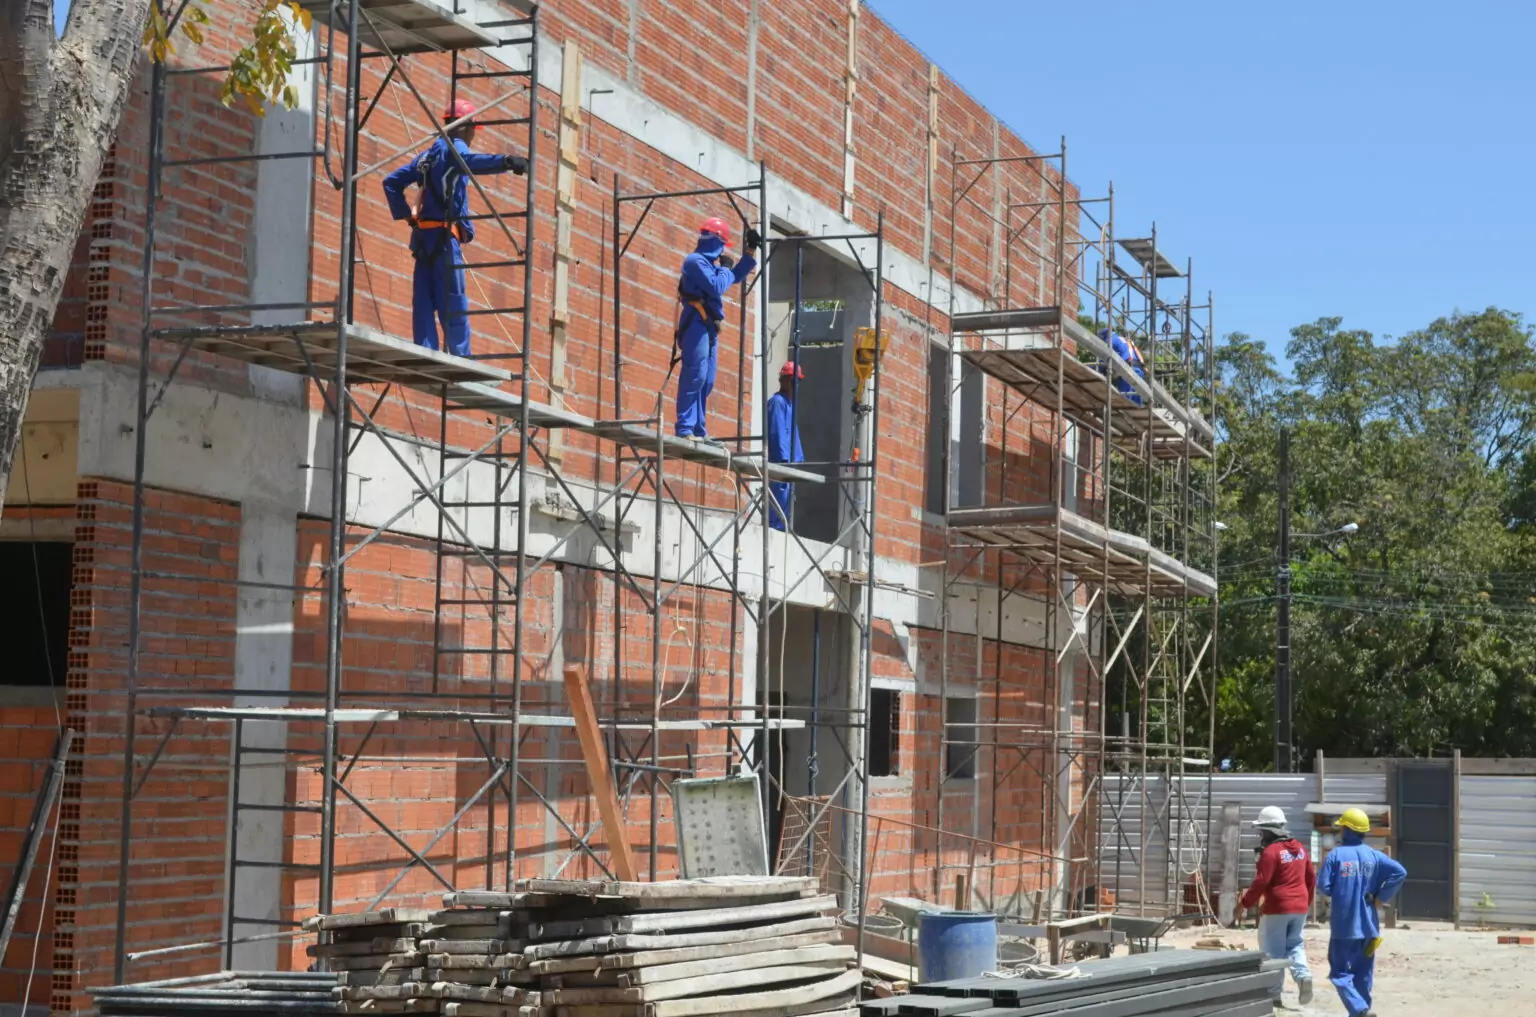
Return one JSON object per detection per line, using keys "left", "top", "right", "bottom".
{"left": 114, "top": 56, "right": 166, "bottom": 985}
{"left": 317, "top": 0, "right": 365, "bottom": 918}
{"left": 852, "top": 212, "right": 884, "bottom": 973}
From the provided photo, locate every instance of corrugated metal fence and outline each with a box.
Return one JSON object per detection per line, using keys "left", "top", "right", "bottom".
{"left": 1101, "top": 767, "right": 1535, "bottom": 927}
{"left": 1458, "top": 775, "right": 1536, "bottom": 927}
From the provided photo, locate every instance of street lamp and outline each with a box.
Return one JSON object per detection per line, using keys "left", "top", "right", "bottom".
{"left": 1275, "top": 428, "right": 1357, "bottom": 773}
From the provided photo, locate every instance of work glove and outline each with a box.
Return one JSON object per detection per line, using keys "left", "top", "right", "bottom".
{"left": 718, "top": 253, "right": 736, "bottom": 269}
{"left": 744, "top": 226, "right": 763, "bottom": 252}
{"left": 506, "top": 154, "right": 529, "bottom": 175}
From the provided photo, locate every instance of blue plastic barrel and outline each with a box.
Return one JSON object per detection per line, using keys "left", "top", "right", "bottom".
{"left": 917, "top": 910, "right": 998, "bottom": 982}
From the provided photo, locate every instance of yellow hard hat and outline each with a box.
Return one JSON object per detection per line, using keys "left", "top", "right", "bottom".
{"left": 1335, "top": 807, "right": 1370, "bottom": 834}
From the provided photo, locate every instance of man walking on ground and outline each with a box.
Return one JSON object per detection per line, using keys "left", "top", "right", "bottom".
{"left": 765, "top": 361, "right": 805, "bottom": 531}
{"left": 1317, "top": 808, "right": 1408, "bottom": 1017}
{"left": 383, "top": 100, "right": 528, "bottom": 357}
{"left": 1240, "top": 806, "right": 1315, "bottom": 1005}
{"left": 673, "top": 218, "right": 760, "bottom": 443}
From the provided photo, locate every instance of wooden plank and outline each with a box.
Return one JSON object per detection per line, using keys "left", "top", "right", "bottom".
{"left": 532, "top": 929, "right": 842, "bottom": 975}
{"left": 619, "top": 944, "right": 854, "bottom": 988}
{"left": 1218, "top": 801, "right": 1242, "bottom": 927}
{"left": 443, "top": 894, "right": 556, "bottom": 910}
{"left": 521, "top": 876, "right": 816, "bottom": 900}
{"left": 564, "top": 665, "right": 639, "bottom": 882}
{"left": 529, "top": 894, "right": 836, "bottom": 943}
{"left": 324, "top": 953, "right": 425, "bottom": 971}
{"left": 306, "top": 908, "right": 433, "bottom": 931}
{"left": 650, "top": 970, "right": 859, "bottom": 1017}
{"left": 427, "top": 954, "right": 528, "bottom": 970}
{"left": 312, "top": 937, "right": 418, "bottom": 956}
{"left": 336, "top": 969, "right": 426, "bottom": 987}
{"left": 338, "top": 983, "right": 431, "bottom": 1001}
{"left": 528, "top": 915, "right": 841, "bottom": 970}
{"left": 443, "top": 1003, "right": 549, "bottom": 1017}
{"left": 431, "top": 984, "right": 535, "bottom": 1004}
{"left": 420, "top": 939, "right": 525, "bottom": 954}
{"left": 426, "top": 924, "right": 519, "bottom": 940}
{"left": 549, "top": 960, "right": 849, "bottom": 1005}
{"left": 428, "top": 970, "right": 537, "bottom": 987}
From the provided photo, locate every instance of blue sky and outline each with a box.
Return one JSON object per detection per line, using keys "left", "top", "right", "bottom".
{"left": 868, "top": 0, "right": 1535, "bottom": 360}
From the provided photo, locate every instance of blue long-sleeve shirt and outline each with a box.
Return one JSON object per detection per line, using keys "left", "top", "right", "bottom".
{"left": 677, "top": 235, "right": 756, "bottom": 335}
{"left": 382, "top": 136, "right": 518, "bottom": 246}
{"left": 765, "top": 392, "right": 804, "bottom": 464}
{"left": 1317, "top": 833, "right": 1408, "bottom": 940}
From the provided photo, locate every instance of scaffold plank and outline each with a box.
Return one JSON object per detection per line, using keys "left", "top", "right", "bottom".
{"left": 155, "top": 322, "right": 513, "bottom": 388}
{"left": 448, "top": 383, "right": 596, "bottom": 430}
{"left": 946, "top": 503, "right": 1216, "bottom": 599}
{"left": 588, "top": 421, "right": 826, "bottom": 485}
{"left": 293, "top": 0, "right": 508, "bottom": 54}
{"left": 145, "top": 705, "right": 806, "bottom": 731}
{"left": 949, "top": 308, "right": 1215, "bottom": 449}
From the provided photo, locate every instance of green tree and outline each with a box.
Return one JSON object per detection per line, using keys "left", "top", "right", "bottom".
{"left": 0, "top": 0, "right": 302, "bottom": 514}
{"left": 1215, "top": 308, "right": 1536, "bottom": 766}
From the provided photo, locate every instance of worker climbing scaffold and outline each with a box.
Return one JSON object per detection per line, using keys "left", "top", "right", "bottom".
{"left": 382, "top": 100, "right": 529, "bottom": 357}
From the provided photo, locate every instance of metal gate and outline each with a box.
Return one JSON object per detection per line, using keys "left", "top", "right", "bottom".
{"left": 1395, "top": 762, "right": 1455, "bottom": 920}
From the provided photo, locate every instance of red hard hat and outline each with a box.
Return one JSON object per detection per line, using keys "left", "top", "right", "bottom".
{"left": 700, "top": 216, "right": 731, "bottom": 247}
{"left": 780, "top": 361, "right": 804, "bottom": 379}
{"left": 445, "top": 99, "right": 477, "bottom": 122}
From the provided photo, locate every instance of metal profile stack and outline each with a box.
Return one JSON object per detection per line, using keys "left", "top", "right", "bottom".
{"left": 320, "top": 876, "right": 857, "bottom": 1017}
{"left": 861, "top": 951, "right": 1281, "bottom": 1017}
{"left": 92, "top": 972, "right": 340, "bottom": 1017}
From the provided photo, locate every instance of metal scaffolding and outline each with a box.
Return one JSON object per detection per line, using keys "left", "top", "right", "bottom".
{"left": 111, "top": 0, "right": 892, "bottom": 977}
{"left": 935, "top": 140, "right": 1218, "bottom": 920}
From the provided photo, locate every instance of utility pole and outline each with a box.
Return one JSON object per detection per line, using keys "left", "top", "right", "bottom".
{"left": 1275, "top": 428, "right": 1292, "bottom": 773}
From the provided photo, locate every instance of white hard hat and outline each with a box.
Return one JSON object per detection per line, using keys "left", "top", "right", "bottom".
{"left": 1252, "top": 806, "right": 1288, "bottom": 830}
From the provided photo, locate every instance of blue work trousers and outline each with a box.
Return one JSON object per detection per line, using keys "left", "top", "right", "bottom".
{"left": 674, "top": 324, "right": 718, "bottom": 438}
{"left": 768, "top": 481, "right": 792, "bottom": 531}
{"left": 1258, "top": 913, "right": 1311, "bottom": 997}
{"left": 1328, "top": 937, "right": 1374, "bottom": 1015}
{"left": 413, "top": 234, "right": 470, "bottom": 357}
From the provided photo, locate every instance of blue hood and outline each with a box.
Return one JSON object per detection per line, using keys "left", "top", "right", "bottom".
{"left": 1341, "top": 829, "right": 1365, "bottom": 846}
{"left": 694, "top": 233, "right": 726, "bottom": 260}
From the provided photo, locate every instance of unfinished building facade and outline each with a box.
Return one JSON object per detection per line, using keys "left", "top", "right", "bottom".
{"left": 0, "top": 0, "right": 1216, "bottom": 1009}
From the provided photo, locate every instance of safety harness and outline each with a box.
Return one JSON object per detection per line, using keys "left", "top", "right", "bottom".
{"left": 668, "top": 275, "right": 724, "bottom": 378}
{"left": 410, "top": 146, "right": 468, "bottom": 254}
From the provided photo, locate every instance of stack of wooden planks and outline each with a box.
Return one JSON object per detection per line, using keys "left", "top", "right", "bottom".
{"left": 304, "top": 908, "right": 433, "bottom": 1013}
{"left": 322, "top": 876, "right": 857, "bottom": 1017}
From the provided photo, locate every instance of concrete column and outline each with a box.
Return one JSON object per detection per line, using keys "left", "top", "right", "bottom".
{"left": 227, "top": 505, "right": 298, "bottom": 970}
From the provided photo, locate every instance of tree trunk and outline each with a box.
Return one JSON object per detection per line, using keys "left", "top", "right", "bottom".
{"left": 0, "top": 0, "right": 153, "bottom": 514}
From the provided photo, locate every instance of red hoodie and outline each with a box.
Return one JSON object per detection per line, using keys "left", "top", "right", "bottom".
{"left": 1240, "top": 836, "right": 1315, "bottom": 915}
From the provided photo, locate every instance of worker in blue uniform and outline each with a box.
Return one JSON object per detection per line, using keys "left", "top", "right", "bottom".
{"left": 382, "top": 99, "right": 528, "bottom": 357}
{"left": 1097, "top": 328, "right": 1146, "bottom": 406}
{"left": 765, "top": 361, "right": 805, "bottom": 531}
{"left": 1316, "top": 808, "right": 1408, "bottom": 1017}
{"left": 674, "top": 217, "right": 760, "bottom": 443}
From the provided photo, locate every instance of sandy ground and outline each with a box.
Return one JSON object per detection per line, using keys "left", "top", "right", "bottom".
{"left": 1160, "top": 921, "right": 1536, "bottom": 1016}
